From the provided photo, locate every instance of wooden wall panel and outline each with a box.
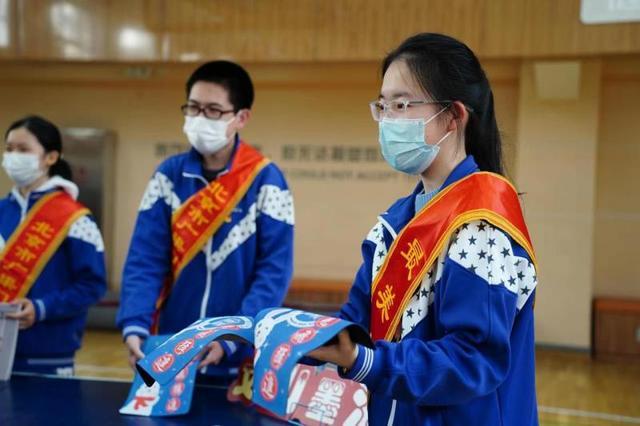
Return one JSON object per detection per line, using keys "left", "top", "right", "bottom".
{"left": 157, "top": 0, "right": 318, "bottom": 61}
{"left": 314, "top": 0, "right": 487, "bottom": 60}
{"left": 593, "top": 298, "right": 640, "bottom": 360}
{"left": 519, "top": 0, "right": 640, "bottom": 57}
{"left": 1, "top": 0, "right": 639, "bottom": 61}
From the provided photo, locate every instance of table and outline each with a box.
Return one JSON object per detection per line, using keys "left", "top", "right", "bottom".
{"left": 0, "top": 373, "right": 288, "bottom": 426}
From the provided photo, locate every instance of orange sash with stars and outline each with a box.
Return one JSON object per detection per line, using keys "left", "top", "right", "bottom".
{"left": 153, "top": 143, "right": 270, "bottom": 321}
{"left": 0, "top": 191, "right": 89, "bottom": 302}
{"left": 370, "top": 172, "right": 537, "bottom": 341}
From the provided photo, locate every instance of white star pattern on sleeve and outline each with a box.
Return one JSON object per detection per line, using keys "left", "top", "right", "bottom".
{"left": 400, "top": 249, "right": 446, "bottom": 338}
{"left": 208, "top": 204, "right": 258, "bottom": 273}
{"left": 200, "top": 184, "right": 292, "bottom": 273}
{"left": 0, "top": 233, "right": 5, "bottom": 251}
{"left": 257, "top": 184, "right": 294, "bottom": 225}
{"left": 68, "top": 216, "right": 105, "bottom": 253}
{"left": 366, "top": 222, "right": 388, "bottom": 279}
{"left": 138, "top": 172, "right": 181, "bottom": 212}
{"left": 448, "top": 220, "right": 538, "bottom": 310}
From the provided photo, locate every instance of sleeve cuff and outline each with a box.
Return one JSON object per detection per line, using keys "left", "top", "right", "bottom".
{"left": 340, "top": 344, "right": 375, "bottom": 383}
{"left": 33, "top": 299, "right": 46, "bottom": 321}
{"left": 122, "top": 325, "right": 150, "bottom": 340}
{"left": 219, "top": 340, "right": 238, "bottom": 358}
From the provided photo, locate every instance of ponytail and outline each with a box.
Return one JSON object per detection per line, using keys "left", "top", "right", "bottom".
{"left": 5, "top": 115, "right": 74, "bottom": 181}
{"left": 382, "top": 33, "right": 504, "bottom": 174}
{"left": 464, "top": 81, "right": 503, "bottom": 174}
{"left": 49, "top": 157, "right": 73, "bottom": 181}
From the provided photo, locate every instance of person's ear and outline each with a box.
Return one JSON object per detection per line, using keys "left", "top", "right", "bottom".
{"left": 43, "top": 150, "right": 59, "bottom": 167}
{"left": 233, "top": 109, "right": 251, "bottom": 130}
{"left": 447, "top": 101, "right": 469, "bottom": 133}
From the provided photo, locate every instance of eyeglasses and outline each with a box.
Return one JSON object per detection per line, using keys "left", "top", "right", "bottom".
{"left": 369, "top": 99, "right": 452, "bottom": 121}
{"left": 181, "top": 104, "right": 235, "bottom": 120}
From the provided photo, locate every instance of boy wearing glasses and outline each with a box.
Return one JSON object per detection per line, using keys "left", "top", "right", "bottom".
{"left": 117, "top": 61, "right": 294, "bottom": 377}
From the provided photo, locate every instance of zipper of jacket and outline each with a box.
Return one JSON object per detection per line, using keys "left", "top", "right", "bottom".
{"left": 387, "top": 399, "right": 397, "bottom": 426}
{"left": 199, "top": 231, "right": 214, "bottom": 319}
{"left": 21, "top": 200, "right": 28, "bottom": 221}
{"left": 13, "top": 189, "right": 30, "bottom": 222}
{"left": 182, "top": 172, "right": 215, "bottom": 320}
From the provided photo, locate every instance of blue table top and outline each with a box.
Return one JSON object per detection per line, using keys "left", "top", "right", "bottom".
{"left": 0, "top": 373, "right": 288, "bottom": 426}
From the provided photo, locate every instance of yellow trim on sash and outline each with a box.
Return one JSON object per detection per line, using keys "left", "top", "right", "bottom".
{"left": 382, "top": 209, "right": 536, "bottom": 341}
{"left": 17, "top": 208, "right": 88, "bottom": 299}
{"left": 171, "top": 157, "right": 271, "bottom": 280}
{"left": 0, "top": 192, "right": 89, "bottom": 301}
{"left": 372, "top": 172, "right": 535, "bottom": 295}
{"left": 369, "top": 172, "right": 537, "bottom": 341}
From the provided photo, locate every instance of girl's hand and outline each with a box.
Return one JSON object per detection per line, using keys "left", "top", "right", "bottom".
{"left": 6, "top": 298, "right": 36, "bottom": 330}
{"left": 307, "top": 330, "right": 358, "bottom": 370}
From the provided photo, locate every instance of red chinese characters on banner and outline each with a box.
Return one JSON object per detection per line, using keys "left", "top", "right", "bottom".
{"left": 0, "top": 191, "right": 88, "bottom": 302}
{"left": 0, "top": 220, "right": 58, "bottom": 301}
{"left": 171, "top": 182, "right": 229, "bottom": 273}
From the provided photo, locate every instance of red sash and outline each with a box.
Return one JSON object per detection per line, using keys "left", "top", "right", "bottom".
{"left": 153, "top": 143, "right": 270, "bottom": 321}
{"left": 370, "top": 172, "right": 536, "bottom": 341}
{"left": 0, "top": 191, "right": 89, "bottom": 302}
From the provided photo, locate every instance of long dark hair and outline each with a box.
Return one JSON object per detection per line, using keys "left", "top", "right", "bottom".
{"left": 5, "top": 115, "right": 73, "bottom": 181}
{"left": 382, "top": 33, "right": 503, "bottom": 175}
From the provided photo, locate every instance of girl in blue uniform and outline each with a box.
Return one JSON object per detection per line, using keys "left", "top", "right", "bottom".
{"left": 310, "top": 33, "right": 539, "bottom": 425}
{"left": 1, "top": 116, "right": 106, "bottom": 376}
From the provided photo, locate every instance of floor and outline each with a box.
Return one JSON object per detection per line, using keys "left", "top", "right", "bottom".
{"left": 75, "top": 330, "right": 640, "bottom": 426}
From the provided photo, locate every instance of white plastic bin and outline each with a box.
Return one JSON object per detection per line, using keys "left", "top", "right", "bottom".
{"left": 0, "top": 303, "right": 20, "bottom": 381}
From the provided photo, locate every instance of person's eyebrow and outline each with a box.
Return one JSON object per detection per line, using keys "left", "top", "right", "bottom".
{"left": 187, "top": 99, "right": 225, "bottom": 108}
{"left": 379, "top": 91, "right": 413, "bottom": 100}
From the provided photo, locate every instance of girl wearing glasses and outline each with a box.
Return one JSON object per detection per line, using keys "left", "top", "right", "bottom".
{"left": 309, "top": 33, "right": 538, "bottom": 425}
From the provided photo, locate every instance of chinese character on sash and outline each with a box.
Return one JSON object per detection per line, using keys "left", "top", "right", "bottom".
{"left": 375, "top": 284, "right": 396, "bottom": 323}
{"left": 400, "top": 238, "right": 425, "bottom": 281}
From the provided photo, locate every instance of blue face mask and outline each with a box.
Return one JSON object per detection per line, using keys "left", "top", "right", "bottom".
{"left": 378, "top": 108, "right": 452, "bottom": 175}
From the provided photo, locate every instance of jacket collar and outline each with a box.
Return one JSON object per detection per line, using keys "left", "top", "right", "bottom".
{"left": 10, "top": 175, "right": 79, "bottom": 216}
{"left": 182, "top": 134, "right": 241, "bottom": 181}
{"left": 378, "top": 155, "right": 480, "bottom": 236}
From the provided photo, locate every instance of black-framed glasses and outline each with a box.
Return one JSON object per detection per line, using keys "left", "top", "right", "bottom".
{"left": 181, "top": 104, "right": 235, "bottom": 120}
{"left": 369, "top": 99, "right": 452, "bottom": 121}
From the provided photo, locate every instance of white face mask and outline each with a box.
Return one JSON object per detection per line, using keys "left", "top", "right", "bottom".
{"left": 183, "top": 115, "right": 235, "bottom": 155}
{"left": 1, "top": 152, "right": 45, "bottom": 188}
